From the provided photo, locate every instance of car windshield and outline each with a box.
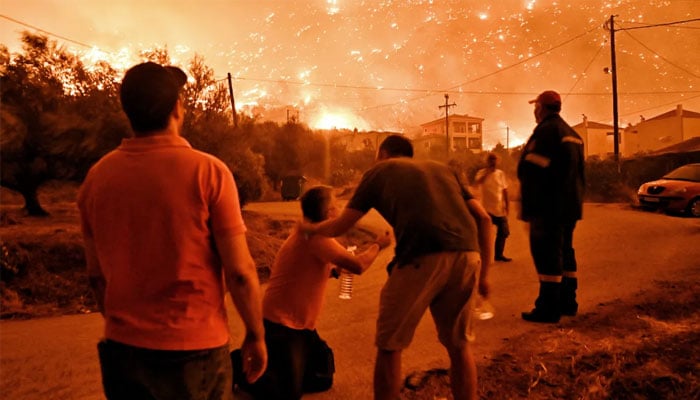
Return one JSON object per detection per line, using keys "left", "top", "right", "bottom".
{"left": 662, "top": 165, "right": 700, "bottom": 182}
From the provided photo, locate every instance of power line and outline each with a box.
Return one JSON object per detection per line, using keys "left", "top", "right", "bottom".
{"left": 447, "top": 25, "right": 601, "bottom": 91}
{"left": 620, "top": 29, "right": 700, "bottom": 80}
{"left": 1, "top": 13, "right": 236, "bottom": 92}
{"left": 4, "top": 12, "right": 699, "bottom": 118}
{"left": 620, "top": 93, "right": 700, "bottom": 119}
{"left": 0, "top": 14, "right": 93, "bottom": 48}
{"left": 616, "top": 18, "right": 700, "bottom": 31}
{"left": 360, "top": 24, "right": 602, "bottom": 111}
{"left": 563, "top": 42, "right": 606, "bottom": 103}
{"left": 619, "top": 20, "right": 700, "bottom": 30}
{"left": 233, "top": 75, "right": 435, "bottom": 94}
{"left": 226, "top": 71, "right": 700, "bottom": 96}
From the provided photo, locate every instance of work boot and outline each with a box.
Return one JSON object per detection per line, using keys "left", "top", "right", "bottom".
{"left": 522, "top": 281, "right": 561, "bottom": 323}
{"left": 521, "top": 308, "right": 560, "bottom": 323}
{"left": 561, "top": 277, "right": 578, "bottom": 316}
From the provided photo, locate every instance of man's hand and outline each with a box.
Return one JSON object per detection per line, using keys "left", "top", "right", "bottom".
{"left": 297, "top": 219, "right": 316, "bottom": 237}
{"left": 241, "top": 334, "right": 267, "bottom": 384}
{"left": 478, "top": 278, "right": 490, "bottom": 299}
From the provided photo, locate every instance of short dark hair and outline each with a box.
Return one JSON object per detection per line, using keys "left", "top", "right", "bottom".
{"left": 120, "top": 62, "right": 187, "bottom": 134}
{"left": 300, "top": 186, "right": 334, "bottom": 223}
{"left": 379, "top": 135, "right": 413, "bottom": 158}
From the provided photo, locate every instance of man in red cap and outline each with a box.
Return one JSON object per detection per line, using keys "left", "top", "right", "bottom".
{"left": 78, "top": 62, "right": 267, "bottom": 399}
{"left": 517, "top": 90, "right": 585, "bottom": 323}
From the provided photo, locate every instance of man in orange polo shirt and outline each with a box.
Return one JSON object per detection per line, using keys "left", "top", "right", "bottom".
{"left": 78, "top": 62, "right": 266, "bottom": 400}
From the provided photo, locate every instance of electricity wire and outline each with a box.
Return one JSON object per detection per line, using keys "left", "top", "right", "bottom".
{"left": 359, "top": 24, "right": 602, "bottom": 111}
{"left": 3, "top": 13, "right": 699, "bottom": 121}
{"left": 563, "top": 42, "right": 606, "bottom": 103}
{"left": 0, "top": 14, "right": 93, "bottom": 49}
{"left": 620, "top": 93, "right": 700, "bottom": 119}
{"left": 620, "top": 29, "right": 700, "bottom": 80}
{"left": 616, "top": 18, "right": 700, "bottom": 31}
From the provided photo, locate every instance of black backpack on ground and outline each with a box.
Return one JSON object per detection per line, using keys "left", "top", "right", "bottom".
{"left": 231, "top": 330, "right": 335, "bottom": 396}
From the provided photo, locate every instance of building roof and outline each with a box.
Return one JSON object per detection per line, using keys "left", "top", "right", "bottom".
{"left": 645, "top": 108, "right": 700, "bottom": 122}
{"left": 572, "top": 121, "right": 614, "bottom": 129}
{"left": 420, "top": 113, "right": 484, "bottom": 127}
{"left": 650, "top": 137, "right": 700, "bottom": 155}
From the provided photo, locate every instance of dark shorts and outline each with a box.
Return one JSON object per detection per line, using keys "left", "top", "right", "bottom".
{"left": 97, "top": 339, "right": 232, "bottom": 400}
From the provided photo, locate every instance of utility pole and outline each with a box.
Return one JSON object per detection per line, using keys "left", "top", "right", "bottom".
{"left": 227, "top": 73, "right": 238, "bottom": 128}
{"left": 439, "top": 93, "right": 457, "bottom": 160}
{"left": 607, "top": 15, "right": 620, "bottom": 163}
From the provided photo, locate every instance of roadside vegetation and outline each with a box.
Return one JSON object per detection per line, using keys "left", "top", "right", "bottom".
{"left": 401, "top": 278, "right": 699, "bottom": 400}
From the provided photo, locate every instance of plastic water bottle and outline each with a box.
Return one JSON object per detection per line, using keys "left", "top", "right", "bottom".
{"left": 474, "top": 296, "right": 495, "bottom": 320}
{"left": 338, "top": 246, "right": 357, "bottom": 300}
{"left": 467, "top": 295, "right": 494, "bottom": 342}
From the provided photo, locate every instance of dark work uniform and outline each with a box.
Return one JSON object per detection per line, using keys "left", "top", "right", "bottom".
{"left": 518, "top": 112, "right": 585, "bottom": 321}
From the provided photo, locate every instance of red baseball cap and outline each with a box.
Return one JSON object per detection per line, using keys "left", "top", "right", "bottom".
{"left": 528, "top": 90, "right": 561, "bottom": 106}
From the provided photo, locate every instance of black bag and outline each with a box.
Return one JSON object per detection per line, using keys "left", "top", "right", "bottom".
{"left": 302, "top": 331, "right": 335, "bottom": 393}
{"left": 230, "top": 331, "right": 335, "bottom": 395}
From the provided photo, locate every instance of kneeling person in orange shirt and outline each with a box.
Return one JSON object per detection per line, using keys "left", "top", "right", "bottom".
{"left": 242, "top": 186, "right": 389, "bottom": 399}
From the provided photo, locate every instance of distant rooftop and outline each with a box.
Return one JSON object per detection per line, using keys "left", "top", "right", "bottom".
{"left": 420, "top": 114, "right": 484, "bottom": 126}
{"left": 650, "top": 136, "right": 700, "bottom": 155}
{"left": 645, "top": 108, "right": 700, "bottom": 122}
{"left": 572, "top": 121, "right": 613, "bottom": 130}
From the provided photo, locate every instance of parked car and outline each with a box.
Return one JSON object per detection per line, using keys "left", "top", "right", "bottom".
{"left": 637, "top": 163, "right": 700, "bottom": 217}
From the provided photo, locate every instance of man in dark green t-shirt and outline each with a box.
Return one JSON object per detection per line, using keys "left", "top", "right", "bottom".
{"left": 301, "top": 135, "right": 492, "bottom": 400}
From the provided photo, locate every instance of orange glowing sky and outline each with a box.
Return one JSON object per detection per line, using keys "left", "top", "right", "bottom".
{"left": 1, "top": 0, "right": 699, "bottom": 148}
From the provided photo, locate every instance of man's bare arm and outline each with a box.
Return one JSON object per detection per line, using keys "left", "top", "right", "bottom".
{"left": 83, "top": 236, "right": 106, "bottom": 316}
{"left": 466, "top": 198, "right": 493, "bottom": 297}
{"left": 214, "top": 232, "right": 267, "bottom": 383}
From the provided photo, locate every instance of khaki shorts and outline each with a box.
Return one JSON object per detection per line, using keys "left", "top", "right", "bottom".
{"left": 376, "top": 251, "right": 481, "bottom": 351}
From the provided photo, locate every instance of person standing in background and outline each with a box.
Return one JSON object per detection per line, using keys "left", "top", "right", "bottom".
{"left": 517, "top": 90, "right": 585, "bottom": 324}
{"left": 475, "top": 153, "right": 512, "bottom": 262}
{"left": 78, "top": 62, "right": 266, "bottom": 399}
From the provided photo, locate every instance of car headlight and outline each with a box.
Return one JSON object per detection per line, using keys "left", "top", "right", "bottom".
{"left": 637, "top": 184, "right": 646, "bottom": 194}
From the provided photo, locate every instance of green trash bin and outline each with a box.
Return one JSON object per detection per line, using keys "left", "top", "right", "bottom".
{"left": 281, "top": 175, "right": 307, "bottom": 201}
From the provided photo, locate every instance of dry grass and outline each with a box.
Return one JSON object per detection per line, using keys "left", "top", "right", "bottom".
{"left": 400, "top": 280, "right": 700, "bottom": 400}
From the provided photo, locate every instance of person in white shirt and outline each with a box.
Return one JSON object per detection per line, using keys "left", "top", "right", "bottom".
{"left": 475, "top": 153, "right": 512, "bottom": 262}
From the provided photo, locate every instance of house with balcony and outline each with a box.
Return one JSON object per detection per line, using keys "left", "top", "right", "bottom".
{"left": 415, "top": 114, "right": 484, "bottom": 154}
{"left": 572, "top": 116, "right": 615, "bottom": 159}
{"left": 623, "top": 104, "right": 700, "bottom": 156}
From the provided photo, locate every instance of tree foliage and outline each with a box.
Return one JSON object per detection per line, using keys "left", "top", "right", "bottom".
{"left": 1, "top": 33, "right": 378, "bottom": 213}
{"left": 0, "top": 33, "right": 125, "bottom": 215}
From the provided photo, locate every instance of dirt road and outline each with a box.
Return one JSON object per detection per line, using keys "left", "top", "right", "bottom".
{"left": 1, "top": 202, "right": 698, "bottom": 399}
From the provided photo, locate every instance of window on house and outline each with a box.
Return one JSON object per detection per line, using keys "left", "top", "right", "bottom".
{"left": 468, "top": 122, "right": 481, "bottom": 133}
{"left": 453, "top": 122, "right": 466, "bottom": 133}
{"left": 468, "top": 138, "right": 482, "bottom": 149}
{"left": 453, "top": 137, "right": 467, "bottom": 149}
